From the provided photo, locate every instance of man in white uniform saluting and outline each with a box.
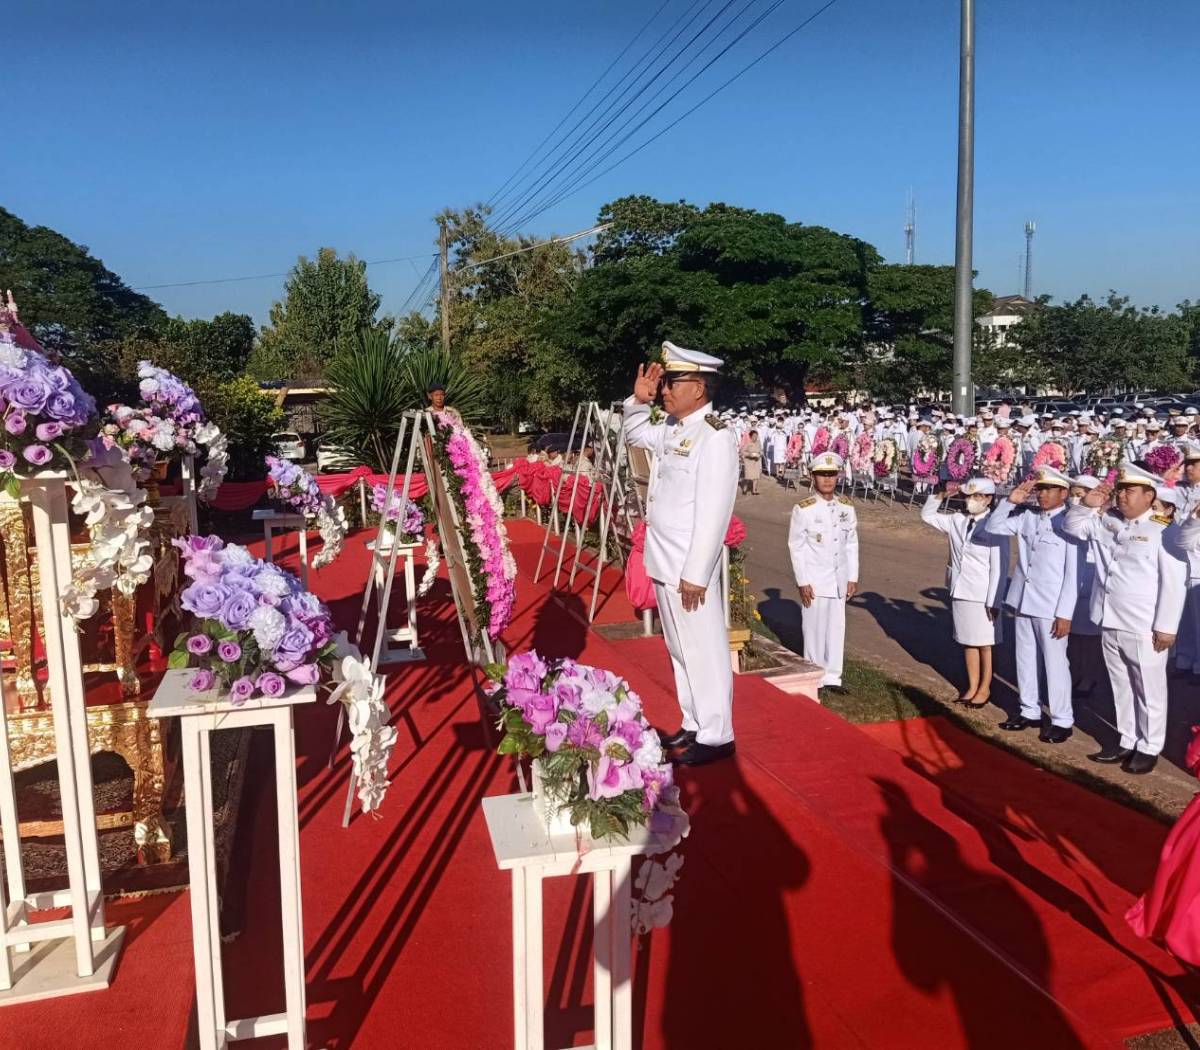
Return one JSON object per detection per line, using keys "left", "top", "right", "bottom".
{"left": 623, "top": 341, "right": 740, "bottom": 766}
{"left": 788, "top": 451, "right": 859, "bottom": 693}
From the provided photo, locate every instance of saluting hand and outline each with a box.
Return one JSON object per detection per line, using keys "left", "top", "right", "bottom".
{"left": 633, "top": 362, "right": 664, "bottom": 404}
{"left": 1083, "top": 482, "right": 1111, "bottom": 509}
{"left": 1008, "top": 479, "right": 1035, "bottom": 505}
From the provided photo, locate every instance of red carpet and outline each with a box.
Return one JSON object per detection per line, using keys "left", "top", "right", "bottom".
{"left": 3, "top": 518, "right": 1198, "bottom": 1048}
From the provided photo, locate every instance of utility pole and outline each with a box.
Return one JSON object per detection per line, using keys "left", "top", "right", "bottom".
{"left": 951, "top": 0, "right": 975, "bottom": 416}
{"left": 438, "top": 218, "right": 451, "bottom": 353}
{"left": 1023, "top": 220, "right": 1036, "bottom": 299}
{"left": 904, "top": 189, "right": 916, "bottom": 265}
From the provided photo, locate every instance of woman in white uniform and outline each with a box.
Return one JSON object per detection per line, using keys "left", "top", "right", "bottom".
{"left": 921, "top": 477, "right": 1010, "bottom": 706}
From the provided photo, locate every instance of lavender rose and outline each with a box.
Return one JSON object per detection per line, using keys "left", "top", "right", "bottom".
{"left": 256, "top": 672, "right": 286, "bottom": 698}
{"left": 35, "top": 421, "right": 65, "bottom": 441}
{"left": 5, "top": 413, "right": 27, "bottom": 435}
{"left": 181, "top": 582, "right": 229, "bottom": 619}
{"left": 217, "top": 641, "right": 242, "bottom": 663}
{"left": 219, "top": 590, "right": 258, "bottom": 631}
{"left": 7, "top": 375, "right": 50, "bottom": 414}
{"left": 229, "top": 676, "right": 256, "bottom": 704}
{"left": 22, "top": 445, "right": 52, "bottom": 466}
{"left": 186, "top": 634, "right": 214, "bottom": 655}
{"left": 0, "top": 450, "right": 15, "bottom": 469}
{"left": 46, "top": 390, "right": 81, "bottom": 423}
{"left": 188, "top": 669, "right": 216, "bottom": 692}
{"left": 284, "top": 663, "right": 320, "bottom": 685}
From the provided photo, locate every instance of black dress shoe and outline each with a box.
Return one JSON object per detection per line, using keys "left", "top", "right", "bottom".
{"left": 656, "top": 727, "right": 697, "bottom": 749}
{"left": 999, "top": 716, "right": 1040, "bottom": 732}
{"left": 1122, "top": 751, "right": 1158, "bottom": 775}
{"left": 673, "top": 741, "right": 736, "bottom": 767}
{"left": 1088, "top": 746, "right": 1133, "bottom": 764}
{"left": 1040, "top": 725, "right": 1073, "bottom": 744}
{"left": 822, "top": 685, "right": 848, "bottom": 696}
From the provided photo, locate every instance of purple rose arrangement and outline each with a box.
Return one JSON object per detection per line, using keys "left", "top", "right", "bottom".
{"left": 100, "top": 362, "right": 209, "bottom": 478}
{"left": 265, "top": 455, "right": 346, "bottom": 568}
{"left": 432, "top": 412, "right": 516, "bottom": 639}
{"left": 492, "top": 650, "right": 687, "bottom": 841}
{"left": 370, "top": 482, "right": 425, "bottom": 540}
{"left": 170, "top": 534, "right": 337, "bottom": 703}
{"left": 0, "top": 324, "right": 97, "bottom": 488}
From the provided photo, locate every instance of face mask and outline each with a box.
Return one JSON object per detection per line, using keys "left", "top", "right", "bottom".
{"left": 966, "top": 496, "right": 989, "bottom": 516}
{"left": 1070, "top": 495, "right": 1083, "bottom": 506}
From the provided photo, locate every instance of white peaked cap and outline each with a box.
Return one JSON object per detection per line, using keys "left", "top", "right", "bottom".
{"left": 660, "top": 341, "right": 723, "bottom": 373}
{"left": 1034, "top": 467, "right": 1071, "bottom": 488}
{"left": 1156, "top": 486, "right": 1179, "bottom": 507}
{"left": 1070, "top": 475, "right": 1101, "bottom": 490}
{"left": 1118, "top": 463, "right": 1163, "bottom": 488}
{"left": 961, "top": 477, "right": 996, "bottom": 496}
{"left": 1018, "top": 415, "right": 1037, "bottom": 427}
{"left": 810, "top": 452, "right": 844, "bottom": 473}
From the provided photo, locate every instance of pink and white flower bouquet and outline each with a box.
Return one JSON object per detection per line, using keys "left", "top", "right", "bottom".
{"left": 850, "top": 433, "right": 874, "bottom": 474}
{"left": 873, "top": 437, "right": 898, "bottom": 479}
{"left": 432, "top": 411, "right": 516, "bottom": 640}
{"left": 1083, "top": 438, "right": 1123, "bottom": 482}
{"left": 369, "top": 480, "right": 442, "bottom": 596}
{"left": 981, "top": 434, "right": 1016, "bottom": 484}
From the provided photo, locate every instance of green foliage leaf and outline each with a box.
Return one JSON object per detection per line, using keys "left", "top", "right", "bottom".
{"left": 168, "top": 649, "right": 191, "bottom": 670}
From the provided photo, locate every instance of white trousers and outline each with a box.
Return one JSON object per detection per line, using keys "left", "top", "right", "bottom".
{"left": 1175, "top": 583, "right": 1200, "bottom": 673}
{"left": 653, "top": 573, "right": 734, "bottom": 746}
{"left": 1102, "top": 628, "right": 1169, "bottom": 756}
{"left": 803, "top": 596, "right": 846, "bottom": 687}
{"left": 1014, "top": 613, "right": 1073, "bottom": 726}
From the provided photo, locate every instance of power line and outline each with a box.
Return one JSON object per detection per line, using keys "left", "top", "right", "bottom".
{"left": 504, "top": 0, "right": 846, "bottom": 231}
{"left": 499, "top": 0, "right": 774, "bottom": 234}
{"left": 487, "top": 0, "right": 720, "bottom": 228}
{"left": 133, "top": 251, "right": 437, "bottom": 291}
{"left": 486, "top": 0, "right": 675, "bottom": 208}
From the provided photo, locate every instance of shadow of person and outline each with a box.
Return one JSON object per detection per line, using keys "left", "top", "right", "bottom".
{"left": 874, "top": 776, "right": 1088, "bottom": 1049}
{"left": 657, "top": 760, "right": 812, "bottom": 1048}
{"left": 531, "top": 591, "right": 589, "bottom": 660}
{"left": 758, "top": 586, "right": 805, "bottom": 654}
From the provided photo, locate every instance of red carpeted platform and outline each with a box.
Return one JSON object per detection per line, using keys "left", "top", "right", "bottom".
{"left": 3, "top": 518, "right": 1197, "bottom": 1049}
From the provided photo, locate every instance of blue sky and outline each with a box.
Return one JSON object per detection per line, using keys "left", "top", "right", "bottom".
{"left": 5, "top": 0, "right": 1198, "bottom": 326}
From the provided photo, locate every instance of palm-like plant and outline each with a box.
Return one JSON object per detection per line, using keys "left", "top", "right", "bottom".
{"left": 321, "top": 328, "right": 489, "bottom": 471}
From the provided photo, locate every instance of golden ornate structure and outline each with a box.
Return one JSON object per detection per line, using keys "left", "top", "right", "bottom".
{"left": 0, "top": 494, "right": 188, "bottom": 864}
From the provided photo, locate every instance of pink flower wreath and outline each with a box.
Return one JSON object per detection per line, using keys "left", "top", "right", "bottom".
{"left": 946, "top": 437, "right": 976, "bottom": 481}
{"left": 981, "top": 435, "right": 1015, "bottom": 484}
{"left": 850, "top": 432, "right": 875, "bottom": 474}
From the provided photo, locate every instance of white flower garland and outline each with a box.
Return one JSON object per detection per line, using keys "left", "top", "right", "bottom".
{"left": 194, "top": 421, "right": 229, "bottom": 503}
{"left": 418, "top": 535, "right": 441, "bottom": 597}
{"left": 312, "top": 497, "right": 347, "bottom": 570}
{"left": 61, "top": 446, "right": 155, "bottom": 620}
{"left": 631, "top": 789, "right": 691, "bottom": 935}
{"left": 326, "top": 633, "right": 397, "bottom": 813}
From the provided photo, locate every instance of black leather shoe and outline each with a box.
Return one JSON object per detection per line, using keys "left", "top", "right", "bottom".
{"left": 1122, "top": 751, "right": 1158, "bottom": 775}
{"left": 999, "top": 716, "right": 1040, "bottom": 732}
{"left": 1088, "top": 746, "right": 1133, "bottom": 764}
{"left": 672, "top": 741, "right": 736, "bottom": 767}
{"left": 1040, "top": 725, "right": 1073, "bottom": 744}
{"left": 656, "top": 727, "right": 697, "bottom": 749}
{"left": 823, "top": 685, "right": 848, "bottom": 696}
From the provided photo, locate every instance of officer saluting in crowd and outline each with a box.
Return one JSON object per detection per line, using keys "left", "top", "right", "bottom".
{"left": 623, "top": 342, "right": 739, "bottom": 766}
{"left": 788, "top": 451, "right": 859, "bottom": 694}
{"left": 1064, "top": 465, "right": 1187, "bottom": 774}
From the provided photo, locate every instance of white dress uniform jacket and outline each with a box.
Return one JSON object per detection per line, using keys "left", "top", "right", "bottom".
{"left": 920, "top": 496, "right": 1009, "bottom": 606}
{"left": 985, "top": 502, "right": 1080, "bottom": 620}
{"left": 788, "top": 495, "right": 860, "bottom": 599}
{"left": 1061, "top": 506, "right": 1187, "bottom": 635}
{"left": 623, "top": 396, "right": 739, "bottom": 746}
{"left": 622, "top": 397, "right": 738, "bottom": 588}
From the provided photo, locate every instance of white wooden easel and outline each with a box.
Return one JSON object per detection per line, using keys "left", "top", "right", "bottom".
{"left": 0, "top": 474, "right": 124, "bottom": 1005}
{"left": 482, "top": 794, "right": 680, "bottom": 1050}
{"left": 148, "top": 669, "right": 312, "bottom": 1050}
{"left": 364, "top": 537, "right": 424, "bottom": 664}
{"left": 252, "top": 508, "right": 309, "bottom": 589}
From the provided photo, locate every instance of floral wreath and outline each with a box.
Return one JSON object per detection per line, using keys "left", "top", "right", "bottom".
{"left": 981, "top": 434, "right": 1016, "bottom": 485}
{"left": 1031, "top": 440, "right": 1067, "bottom": 472}
{"left": 432, "top": 411, "right": 517, "bottom": 640}
{"left": 785, "top": 431, "right": 805, "bottom": 466}
{"left": 370, "top": 481, "right": 442, "bottom": 597}
{"left": 946, "top": 437, "right": 976, "bottom": 481}
{"left": 1144, "top": 444, "right": 1183, "bottom": 483}
{"left": 850, "top": 432, "right": 875, "bottom": 474}
{"left": 1083, "top": 438, "right": 1123, "bottom": 485}
{"left": 831, "top": 432, "right": 850, "bottom": 460}
{"left": 911, "top": 435, "right": 941, "bottom": 480}
{"left": 873, "top": 437, "right": 898, "bottom": 478}
{"left": 811, "top": 427, "right": 831, "bottom": 456}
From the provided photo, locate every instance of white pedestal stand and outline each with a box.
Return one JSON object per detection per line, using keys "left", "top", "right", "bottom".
{"left": 364, "top": 538, "right": 424, "bottom": 665}
{"left": 0, "top": 474, "right": 124, "bottom": 1005}
{"left": 483, "top": 794, "right": 677, "bottom": 1050}
{"left": 252, "top": 509, "right": 309, "bottom": 589}
{"left": 148, "top": 668, "right": 313, "bottom": 1050}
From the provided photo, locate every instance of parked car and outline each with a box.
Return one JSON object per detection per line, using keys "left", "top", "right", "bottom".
{"left": 531, "top": 431, "right": 586, "bottom": 454}
{"left": 272, "top": 431, "right": 307, "bottom": 462}
{"left": 315, "top": 441, "right": 355, "bottom": 471}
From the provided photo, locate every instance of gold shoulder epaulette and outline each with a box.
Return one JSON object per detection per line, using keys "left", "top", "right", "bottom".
{"left": 798, "top": 496, "right": 817, "bottom": 508}
{"left": 837, "top": 495, "right": 853, "bottom": 506}
{"left": 1151, "top": 514, "right": 1173, "bottom": 526}
{"left": 705, "top": 413, "right": 726, "bottom": 430}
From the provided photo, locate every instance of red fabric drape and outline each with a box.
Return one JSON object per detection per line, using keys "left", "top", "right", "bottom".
{"left": 624, "top": 514, "right": 747, "bottom": 612}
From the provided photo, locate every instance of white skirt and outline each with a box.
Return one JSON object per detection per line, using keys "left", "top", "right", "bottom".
{"left": 952, "top": 599, "right": 1002, "bottom": 647}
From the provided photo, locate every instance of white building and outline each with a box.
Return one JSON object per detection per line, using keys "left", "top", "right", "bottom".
{"left": 976, "top": 294, "right": 1035, "bottom": 346}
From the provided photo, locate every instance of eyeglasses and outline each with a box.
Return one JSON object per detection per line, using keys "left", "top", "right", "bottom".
{"left": 661, "top": 373, "right": 703, "bottom": 389}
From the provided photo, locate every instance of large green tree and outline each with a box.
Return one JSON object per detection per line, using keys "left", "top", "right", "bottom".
{"left": 542, "top": 195, "right": 879, "bottom": 404}
{"left": 251, "top": 248, "right": 384, "bottom": 382}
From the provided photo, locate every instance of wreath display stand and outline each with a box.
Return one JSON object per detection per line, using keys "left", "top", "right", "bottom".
{"left": 534, "top": 402, "right": 642, "bottom": 622}
{"left": 0, "top": 474, "right": 124, "bottom": 1005}
{"left": 252, "top": 508, "right": 310, "bottom": 589}
{"left": 363, "top": 537, "right": 423, "bottom": 665}
{"left": 148, "top": 669, "right": 313, "bottom": 1050}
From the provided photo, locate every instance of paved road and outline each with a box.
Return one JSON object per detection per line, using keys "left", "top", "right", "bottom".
{"left": 737, "top": 477, "right": 1200, "bottom": 813}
